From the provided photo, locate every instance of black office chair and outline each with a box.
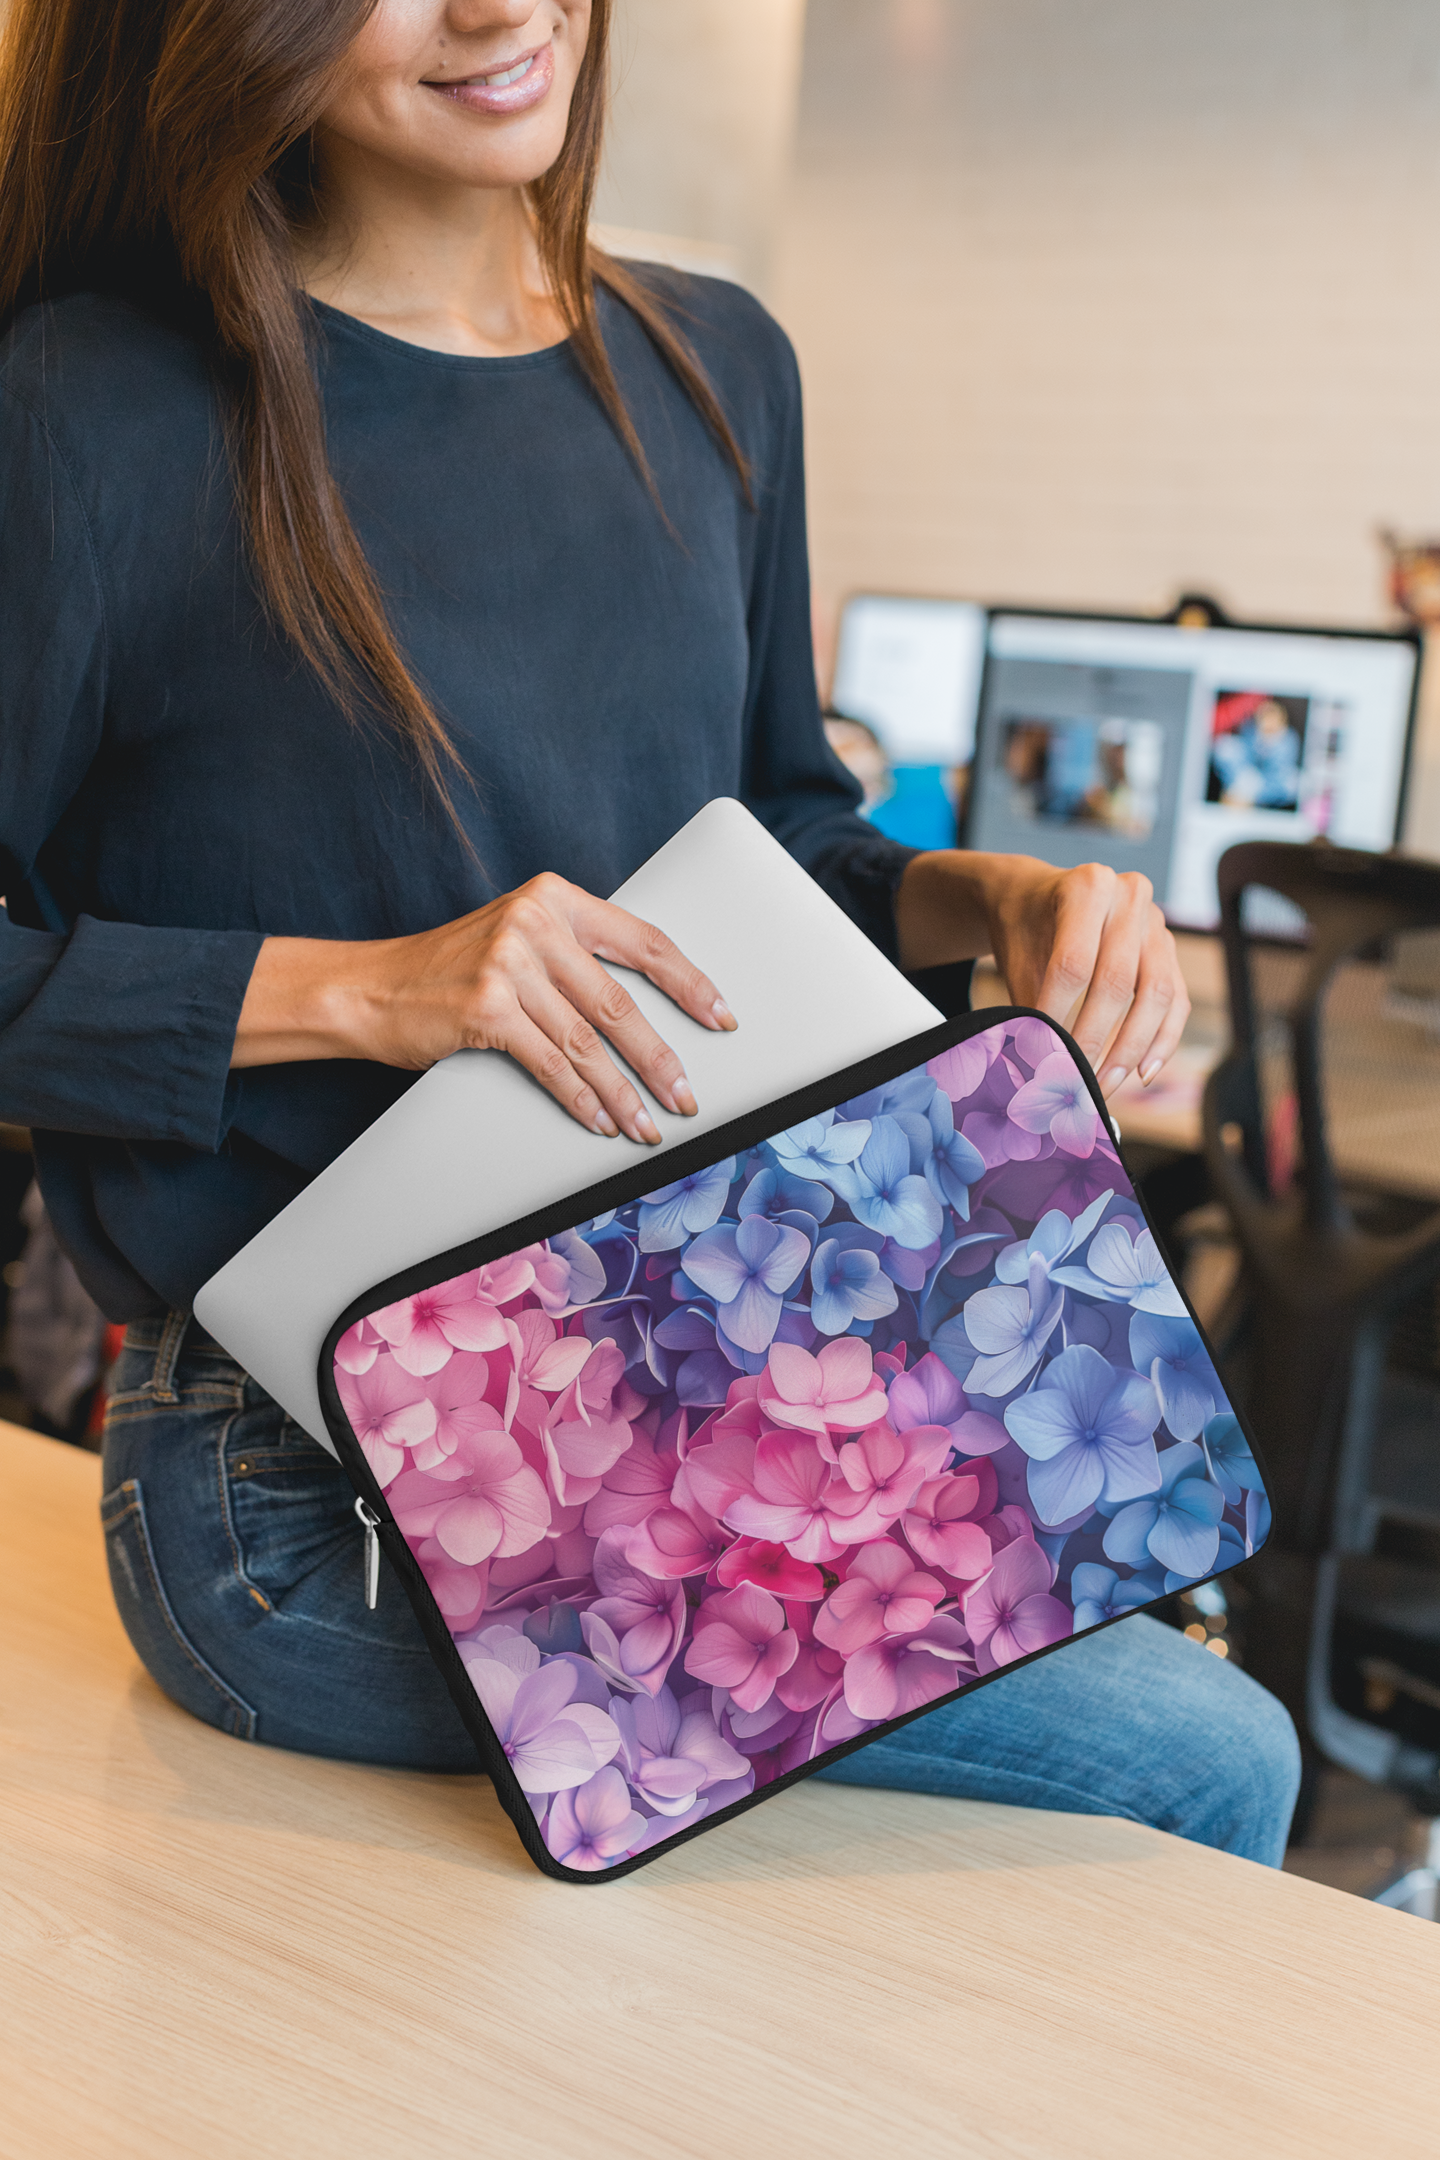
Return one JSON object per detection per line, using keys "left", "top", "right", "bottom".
{"left": 1201, "top": 840, "right": 1440, "bottom": 1886}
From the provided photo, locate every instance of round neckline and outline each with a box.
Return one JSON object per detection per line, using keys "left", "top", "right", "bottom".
{"left": 307, "top": 294, "right": 574, "bottom": 373}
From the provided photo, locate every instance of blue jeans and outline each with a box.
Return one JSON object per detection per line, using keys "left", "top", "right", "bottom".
{"left": 101, "top": 1315, "right": 1301, "bottom": 1866}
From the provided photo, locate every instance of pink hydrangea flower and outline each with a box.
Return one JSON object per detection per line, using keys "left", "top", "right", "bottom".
{"left": 335, "top": 1356, "right": 437, "bottom": 1484}
{"left": 685, "top": 1584, "right": 800, "bottom": 1711}
{"left": 545, "top": 1767, "right": 646, "bottom": 1869}
{"left": 842, "top": 1612, "right": 971, "bottom": 1721}
{"left": 370, "top": 1272, "right": 509, "bottom": 1376}
{"left": 582, "top": 1431, "right": 677, "bottom": 1537}
{"left": 963, "top": 1535, "right": 1072, "bottom": 1672}
{"left": 623, "top": 1485, "right": 730, "bottom": 1580}
{"left": 901, "top": 1472, "right": 994, "bottom": 1581}
{"left": 386, "top": 1424, "right": 550, "bottom": 1567}
{"left": 721, "top": 1430, "right": 849, "bottom": 1564}
{"left": 714, "top": 1539, "right": 825, "bottom": 1602}
{"left": 537, "top": 1341, "right": 634, "bottom": 1506}
{"left": 826, "top": 1422, "right": 952, "bottom": 1544}
{"left": 758, "top": 1339, "right": 888, "bottom": 1442}
{"left": 774, "top": 1600, "right": 845, "bottom": 1711}
{"left": 334, "top": 1316, "right": 383, "bottom": 1375}
{"left": 814, "top": 1541, "right": 945, "bottom": 1655}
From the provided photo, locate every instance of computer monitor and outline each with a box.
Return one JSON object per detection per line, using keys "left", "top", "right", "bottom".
{"left": 828, "top": 594, "right": 987, "bottom": 850}
{"left": 963, "top": 609, "right": 1422, "bottom": 932}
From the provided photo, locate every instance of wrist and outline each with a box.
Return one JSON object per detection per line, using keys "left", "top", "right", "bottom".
{"left": 231, "top": 935, "right": 397, "bottom": 1068}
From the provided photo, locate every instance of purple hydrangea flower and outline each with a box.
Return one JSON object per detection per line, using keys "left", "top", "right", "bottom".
{"left": 545, "top": 1767, "right": 646, "bottom": 1870}
{"left": 1007, "top": 1051, "right": 1101, "bottom": 1158}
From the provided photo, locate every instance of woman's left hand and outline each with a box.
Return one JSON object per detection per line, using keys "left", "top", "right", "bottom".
{"left": 895, "top": 850, "right": 1191, "bottom": 1099}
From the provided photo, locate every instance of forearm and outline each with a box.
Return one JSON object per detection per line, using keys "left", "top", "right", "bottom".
{"left": 894, "top": 851, "right": 1011, "bottom": 972}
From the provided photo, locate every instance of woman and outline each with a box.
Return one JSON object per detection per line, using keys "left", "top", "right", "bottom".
{"left": 0, "top": 0, "right": 1297, "bottom": 1858}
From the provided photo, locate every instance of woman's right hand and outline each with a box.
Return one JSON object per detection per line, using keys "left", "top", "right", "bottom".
{"left": 231, "top": 873, "right": 737, "bottom": 1145}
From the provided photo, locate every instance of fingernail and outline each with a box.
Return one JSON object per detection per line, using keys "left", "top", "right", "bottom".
{"left": 1140, "top": 1059, "right": 1163, "bottom": 1086}
{"left": 1100, "top": 1066, "right": 1128, "bottom": 1096}
{"left": 711, "top": 998, "right": 737, "bottom": 1030}
{"left": 671, "top": 1076, "right": 697, "bottom": 1115}
{"left": 634, "top": 1111, "right": 661, "bottom": 1144}
{"left": 594, "top": 1110, "right": 619, "bottom": 1137}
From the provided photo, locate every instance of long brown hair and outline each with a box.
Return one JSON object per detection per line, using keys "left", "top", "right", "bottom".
{"left": 0, "top": 0, "right": 749, "bottom": 817}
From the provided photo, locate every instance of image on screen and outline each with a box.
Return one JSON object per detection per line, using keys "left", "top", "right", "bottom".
{"left": 1002, "top": 715, "right": 1164, "bottom": 841}
{"left": 966, "top": 615, "right": 1418, "bottom": 931}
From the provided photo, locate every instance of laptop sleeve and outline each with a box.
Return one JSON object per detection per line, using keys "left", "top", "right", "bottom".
{"left": 319, "top": 1007, "right": 1272, "bottom": 1882}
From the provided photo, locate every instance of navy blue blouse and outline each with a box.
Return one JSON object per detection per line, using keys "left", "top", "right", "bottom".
{"left": 0, "top": 272, "right": 919, "bottom": 1320}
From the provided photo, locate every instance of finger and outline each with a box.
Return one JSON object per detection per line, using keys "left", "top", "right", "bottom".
{"left": 516, "top": 970, "right": 666, "bottom": 1144}
{"left": 1094, "top": 927, "right": 1189, "bottom": 1096}
{"left": 1033, "top": 864, "right": 1115, "bottom": 1028}
{"left": 576, "top": 894, "right": 737, "bottom": 1033}
{"left": 492, "top": 1002, "right": 647, "bottom": 1142}
{"left": 1065, "top": 872, "right": 1155, "bottom": 1071}
{"left": 548, "top": 944, "right": 700, "bottom": 1120}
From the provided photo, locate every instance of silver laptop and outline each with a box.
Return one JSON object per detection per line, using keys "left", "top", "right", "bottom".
{"left": 195, "top": 799, "right": 943, "bottom": 1449}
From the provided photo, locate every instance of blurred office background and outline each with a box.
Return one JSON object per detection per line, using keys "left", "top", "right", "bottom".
{"left": 8, "top": 0, "right": 1440, "bottom": 1910}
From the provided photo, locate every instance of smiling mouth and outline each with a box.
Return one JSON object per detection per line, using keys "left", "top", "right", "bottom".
{"left": 423, "top": 42, "right": 551, "bottom": 100}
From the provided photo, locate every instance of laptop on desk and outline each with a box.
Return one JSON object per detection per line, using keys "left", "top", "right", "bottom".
{"left": 195, "top": 798, "right": 944, "bottom": 1448}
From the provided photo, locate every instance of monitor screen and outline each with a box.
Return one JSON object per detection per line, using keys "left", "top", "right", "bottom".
{"left": 964, "top": 612, "right": 1420, "bottom": 931}
{"left": 828, "top": 595, "right": 987, "bottom": 850}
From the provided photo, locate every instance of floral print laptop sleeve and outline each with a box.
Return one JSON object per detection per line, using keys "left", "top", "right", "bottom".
{"left": 319, "top": 1009, "right": 1271, "bottom": 1882}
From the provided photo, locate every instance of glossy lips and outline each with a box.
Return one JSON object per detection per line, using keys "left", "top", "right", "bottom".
{"left": 423, "top": 40, "right": 555, "bottom": 117}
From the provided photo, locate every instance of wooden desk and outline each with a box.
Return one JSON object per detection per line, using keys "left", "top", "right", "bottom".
{"left": 4, "top": 1421, "right": 1438, "bottom": 2160}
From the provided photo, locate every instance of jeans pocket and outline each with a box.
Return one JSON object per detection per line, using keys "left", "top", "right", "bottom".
{"left": 101, "top": 1476, "right": 258, "bottom": 1740}
{"left": 223, "top": 1417, "right": 366, "bottom": 1614}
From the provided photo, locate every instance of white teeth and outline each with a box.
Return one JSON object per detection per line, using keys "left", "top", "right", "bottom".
{"left": 479, "top": 56, "right": 533, "bottom": 87}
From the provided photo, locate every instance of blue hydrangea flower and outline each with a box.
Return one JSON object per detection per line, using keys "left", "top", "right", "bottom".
{"left": 995, "top": 1189, "right": 1115, "bottom": 1291}
{"left": 923, "top": 1091, "right": 987, "bottom": 1219}
{"left": 1052, "top": 1222, "right": 1187, "bottom": 1315}
{"left": 810, "top": 1225, "right": 900, "bottom": 1336}
{"left": 637, "top": 1159, "right": 736, "bottom": 1252}
{"left": 737, "top": 1166, "right": 834, "bottom": 1224}
{"left": 1202, "top": 1411, "right": 1266, "bottom": 1506}
{"left": 1129, "top": 1314, "right": 1219, "bottom": 1441}
{"left": 1070, "top": 1562, "right": 1166, "bottom": 1631}
{"left": 1103, "top": 1440, "right": 1225, "bottom": 1579}
{"left": 681, "top": 1215, "right": 810, "bottom": 1354}
{"left": 770, "top": 1111, "right": 871, "bottom": 1181}
{"left": 961, "top": 1269, "right": 1066, "bottom": 1398}
{"left": 831, "top": 1115, "right": 944, "bottom": 1250}
{"left": 1004, "top": 1342, "right": 1162, "bottom": 1520}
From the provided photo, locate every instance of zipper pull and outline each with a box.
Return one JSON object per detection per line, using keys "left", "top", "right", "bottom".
{"left": 354, "top": 1497, "right": 381, "bottom": 1611}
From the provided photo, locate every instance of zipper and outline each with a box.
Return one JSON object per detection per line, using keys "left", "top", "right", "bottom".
{"left": 354, "top": 1496, "right": 382, "bottom": 1610}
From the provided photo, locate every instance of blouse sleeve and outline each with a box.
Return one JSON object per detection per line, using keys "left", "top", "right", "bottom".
{"left": 735, "top": 327, "right": 919, "bottom": 962}
{"left": 0, "top": 385, "right": 263, "bottom": 1146}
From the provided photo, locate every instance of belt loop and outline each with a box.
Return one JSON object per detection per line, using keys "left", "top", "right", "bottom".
{"left": 150, "top": 1309, "right": 190, "bottom": 1403}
